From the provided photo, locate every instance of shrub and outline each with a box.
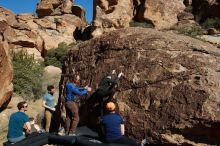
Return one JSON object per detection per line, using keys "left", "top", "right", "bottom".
{"left": 129, "top": 20, "right": 154, "bottom": 28}
{"left": 185, "top": 5, "right": 193, "bottom": 13}
{"left": 44, "top": 42, "right": 70, "bottom": 68}
{"left": 174, "top": 25, "right": 204, "bottom": 37}
{"left": 12, "top": 50, "right": 44, "bottom": 100}
{"left": 202, "top": 17, "right": 220, "bottom": 29}
{"left": 44, "top": 42, "right": 82, "bottom": 68}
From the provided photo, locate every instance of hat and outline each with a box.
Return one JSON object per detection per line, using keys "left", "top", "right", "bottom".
{"left": 106, "top": 102, "right": 116, "bottom": 111}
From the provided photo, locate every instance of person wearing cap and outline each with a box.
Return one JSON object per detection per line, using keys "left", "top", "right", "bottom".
{"left": 101, "top": 102, "right": 141, "bottom": 146}
{"left": 7, "top": 101, "right": 31, "bottom": 143}
{"left": 65, "top": 74, "right": 92, "bottom": 136}
{"left": 42, "top": 85, "right": 56, "bottom": 132}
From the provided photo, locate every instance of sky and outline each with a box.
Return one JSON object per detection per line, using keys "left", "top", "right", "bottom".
{"left": 0, "top": 0, "right": 93, "bottom": 22}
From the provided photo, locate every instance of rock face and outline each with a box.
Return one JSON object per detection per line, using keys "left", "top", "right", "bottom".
{"left": 0, "top": 2, "right": 86, "bottom": 109}
{"left": 72, "top": 5, "right": 86, "bottom": 22}
{"left": 0, "top": 41, "right": 13, "bottom": 111}
{"left": 42, "top": 65, "right": 62, "bottom": 98}
{"left": 92, "top": 0, "right": 185, "bottom": 37}
{"left": 61, "top": 27, "right": 220, "bottom": 144}
{"left": 135, "top": 0, "right": 185, "bottom": 30}
{"left": 0, "top": 4, "right": 86, "bottom": 60}
{"left": 36, "top": 0, "right": 73, "bottom": 17}
{"left": 193, "top": 0, "right": 220, "bottom": 21}
{"left": 92, "top": 0, "right": 134, "bottom": 37}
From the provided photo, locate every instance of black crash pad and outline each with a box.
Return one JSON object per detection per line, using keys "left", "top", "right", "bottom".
{"left": 3, "top": 133, "right": 50, "bottom": 146}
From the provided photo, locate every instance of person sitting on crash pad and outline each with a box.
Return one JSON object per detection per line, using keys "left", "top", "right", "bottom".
{"left": 7, "top": 101, "right": 31, "bottom": 143}
{"left": 100, "top": 101, "right": 141, "bottom": 146}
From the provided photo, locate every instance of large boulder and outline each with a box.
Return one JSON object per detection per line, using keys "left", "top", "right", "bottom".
{"left": 0, "top": 10, "right": 14, "bottom": 110}
{"left": 42, "top": 65, "right": 62, "bottom": 98}
{"left": 36, "top": 0, "right": 73, "bottom": 18}
{"left": 193, "top": 0, "right": 220, "bottom": 21}
{"left": 61, "top": 27, "right": 220, "bottom": 144}
{"left": 0, "top": 1, "right": 86, "bottom": 58}
{"left": 72, "top": 5, "right": 86, "bottom": 22}
{"left": 0, "top": 41, "right": 13, "bottom": 111}
{"left": 136, "top": 0, "right": 185, "bottom": 30}
{"left": 92, "top": 0, "right": 134, "bottom": 37}
{"left": 0, "top": 7, "right": 16, "bottom": 34}
{"left": 92, "top": 0, "right": 185, "bottom": 37}
{"left": 0, "top": 7, "right": 17, "bottom": 26}
{"left": 0, "top": 17, "right": 8, "bottom": 33}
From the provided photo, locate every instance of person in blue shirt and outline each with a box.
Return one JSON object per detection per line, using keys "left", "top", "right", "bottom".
{"left": 42, "top": 85, "right": 56, "bottom": 132}
{"left": 65, "top": 74, "right": 92, "bottom": 136}
{"left": 7, "top": 101, "right": 31, "bottom": 143}
{"left": 101, "top": 101, "right": 141, "bottom": 146}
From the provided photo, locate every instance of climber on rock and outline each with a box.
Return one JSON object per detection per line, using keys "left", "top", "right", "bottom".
{"left": 91, "top": 70, "right": 123, "bottom": 109}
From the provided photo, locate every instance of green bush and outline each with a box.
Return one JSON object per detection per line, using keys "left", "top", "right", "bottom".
{"left": 185, "top": 5, "right": 193, "bottom": 13}
{"left": 44, "top": 42, "right": 82, "bottom": 68}
{"left": 44, "top": 42, "right": 70, "bottom": 68}
{"left": 202, "top": 17, "right": 220, "bottom": 29}
{"left": 174, "top": 25, "right": 204, "bottom": 37}
{"left": 12, "top": 50, "right": 44, "bottom": 100}
{"left": 129, "top": 20, "right": 154, "bottom": 28}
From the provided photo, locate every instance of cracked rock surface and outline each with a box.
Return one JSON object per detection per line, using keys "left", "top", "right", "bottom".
{"left": 61, "top": 27, "right": 220, "bottom": 144}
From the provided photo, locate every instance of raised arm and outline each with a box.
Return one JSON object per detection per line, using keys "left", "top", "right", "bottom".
{"left": 71, "top": 85, "right": 88, "bottom": 96}
{"left": 112, "top": 71, "right": 124, "bottom": 83}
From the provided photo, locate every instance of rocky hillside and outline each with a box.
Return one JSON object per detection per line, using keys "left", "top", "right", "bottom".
{"left": 0, "top": 0, "right": 220, "bottom": 145}
{"left": 91, "top": 0, "right": 220, "bottom": 37}
{"left": 91, "top": 0, "right": 185, "bottom": 37}
{"left": 0, "top": 0, "right": 86, "bottom": 110}
{"left": 0, "top": 0, "right": 86, "bottom": 60}
{"left": 61, "top": 27, "right": 220, "bottom": 145}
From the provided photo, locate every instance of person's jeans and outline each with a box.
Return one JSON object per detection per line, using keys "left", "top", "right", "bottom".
{"left": 8, "top": 135, "right": 25, "bottom": 143}
{"left": 65, "top": 101, "right": 79, "bottom": 134}
{"left": 45, "top": 109, "right": 52, "bottom": 132}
